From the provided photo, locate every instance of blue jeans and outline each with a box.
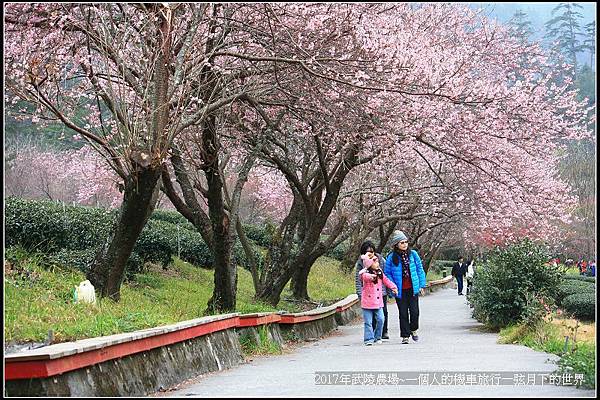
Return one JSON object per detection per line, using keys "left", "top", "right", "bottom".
{"left": 363, "top": 308, "right": 384, "bottom": 343}
{"left": 456, "top": 275, "right": 464, "bottom": 294}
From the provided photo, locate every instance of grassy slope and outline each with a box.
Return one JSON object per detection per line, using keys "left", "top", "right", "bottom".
{"left": 5, "top": 253, "right": 355, "bottom": 343}
{"left": 5, "top": 250, "right": 444, "bottom": 344}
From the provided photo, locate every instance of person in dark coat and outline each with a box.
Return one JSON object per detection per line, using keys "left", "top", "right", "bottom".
{"left": 451, "top": 256, "right": 468, "bottom": 295}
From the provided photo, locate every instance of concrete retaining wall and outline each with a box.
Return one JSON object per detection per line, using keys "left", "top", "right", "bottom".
{"left": 236, "top": 324, "right": 285, "bottom": 349}
{"left": 335, "top": 300, "right": 362, "bottom": 325}
{"left": 279, "top": 312, "right": 339, "bottom": 341}
{"left": 5, "top": 328, "right": 243, "bottom": 397}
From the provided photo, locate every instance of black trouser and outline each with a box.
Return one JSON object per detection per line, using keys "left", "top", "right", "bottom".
{"left": 466, "top": 278, "right": 473, "bottom": 294}
{"left": 456, "top": 275, "right": 464, "bottom": 294}
{"left": 396, "top": 289, "right": 419, "bottom": 338}
{"left": 372, "top": 297, "right": 388, "bottom": 335}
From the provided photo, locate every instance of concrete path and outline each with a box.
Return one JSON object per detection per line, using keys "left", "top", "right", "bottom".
{"left": 159, "top": 288, "right": 596, "bottom": 397}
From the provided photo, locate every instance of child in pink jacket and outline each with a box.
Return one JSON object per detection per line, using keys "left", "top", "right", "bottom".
{"left": 359, "top": 252, "right": 398, "bottom": 345}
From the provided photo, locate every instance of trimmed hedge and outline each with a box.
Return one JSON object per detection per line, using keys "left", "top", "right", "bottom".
{"left": 5, "top": 197, "right": 115, "bottom": 252}
{"left": 326, "top": 242, "right": 348, "bottom": 261}
{"left": 6, "top": 197, "right": 265, "bottom": 275}
{"left": 48, "top": 248, "right": 144, "bottom": 280}
{"left": 242, "top": 223, "right": 273, "bottom": 248}
{"left": 564, "top": 274, "right": 596, "bottom": 283}
{"left": 149, "top": 209, "right": 196, "bottom": 231}
{"left": 561, "top": 292, "right": 595, "bottom": 321}
{"left": 555, "top": 280, "right": 595, "bottom": 306}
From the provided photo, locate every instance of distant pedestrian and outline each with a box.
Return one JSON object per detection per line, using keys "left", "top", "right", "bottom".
{"left": 359, "top": 251, "right": 398, "bottom": 345}
{"left": 385, "top": 230, "right": 426, "bottom": 345}
{"left": 581, "top": 260, "right": 588, "bottom": 276}
{"left": 355, "top": 241, "right": 390, "bottom": 340}
{"left": 466, "top": 259, "right": 475, "bottom": 295}
{"left": 587, "top": 260, "right": 595, "bottom": 277}
{"left": 451, "top": 256, "right": 468, "bottom": 295}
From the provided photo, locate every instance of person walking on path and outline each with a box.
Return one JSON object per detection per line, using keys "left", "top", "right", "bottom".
{"left": 466, "top": 259, "right": 475, "bottom": 295}
{"left": 358, "top": 252, "right": 398, "bottom": 345}
{"left": 577, "top": 258, "right": 585, "bottom": 275}
{"left": 384, "top": 230, "right": 426, "bottom": 344}
{"left": 451, "top": 256, "right": 468, "bottom": 295}
{"left": 355, "top": 241, "right": 391, "bottom": 340}
{"left": 587, "top": 259, "right": 596, "bottom": 277}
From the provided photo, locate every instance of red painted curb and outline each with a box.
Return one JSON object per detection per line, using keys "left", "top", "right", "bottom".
{"left": 237, "top": 314, "right": 281, "bottom": 327}
{"left": 5, "top": 317, "right": 239, "bottom": 380}
{"left": 279, "top": 309, "right": 337, "bottom": 324}
{"left": 5, "top": 297, "right": 361, "bottom": 381}
{"left": 336, "top": 299, "right": 359, "bottom": 312}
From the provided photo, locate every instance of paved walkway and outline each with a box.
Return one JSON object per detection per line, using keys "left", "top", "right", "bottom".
{"left": 160, "top": 288, "right": 596, "bottom": 397}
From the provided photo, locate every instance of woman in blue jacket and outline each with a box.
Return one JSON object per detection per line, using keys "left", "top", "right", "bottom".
{"left": 384, "top": 230, "right": 426, "bottom": 344}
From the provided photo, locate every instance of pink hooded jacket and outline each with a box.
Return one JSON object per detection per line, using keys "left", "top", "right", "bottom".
{"left": 359, "top": 268, "right": 398, "bottom": 309}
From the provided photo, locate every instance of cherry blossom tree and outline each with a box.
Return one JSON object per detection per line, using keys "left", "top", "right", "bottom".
{"left": 6, "top": 3, "right": 591, "bottom": 309}
{"left": 5, "top": 4, "right": 251, "bottom": 302}
{"left": 234, "top": 3, "right": 591, "bottom": 304}
{"left": 5, "top": 143, "right": 121, "bottom": 207}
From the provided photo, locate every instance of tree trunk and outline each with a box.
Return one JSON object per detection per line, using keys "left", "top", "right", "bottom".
{"left": 236, "top": 218, "right": 259, "bottom": 293}
{"left": 206, "top": 228, "right": 236, "bottom": 313}
{"left": 339, "top": 227, "right": 370, "bottom": 273}
{"left": 257, "top": 274, "right": 291, "bottom": 306}
{"left": 87, "top": 167, "right": 161, "bottom": 301}
{"left": 255, "top": 144, "right": 360, "bottom": 306}
{"left": 291, "top": 263, "right": 311, "bottom": 300}
{"left": 377, "top": 221, "right": 398, "bottom": 254}
{"left": 203, "top": 114, "right": 238, "bottom": 314}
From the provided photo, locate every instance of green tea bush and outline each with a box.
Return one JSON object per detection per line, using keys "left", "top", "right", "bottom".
{"left": 326, "top": 242, "right": 348, "bottom": 261}
{"left": 48, "top": 248, "right": 98, "bottom": 273}
{"left": 6, "top": 197, "right": 204, "bottom": 271}
{"left": 563, "top": 274, "right": 596, "bottom": 283}
{"left": 5, "top": 197, "right": 114, "bottom": 252}
{"left": 555, "top": 280, "right": 595, "bottom": 306}
{"left": 468, "top": 239, "right": 562, "bottom": 329}
{"left": 561, "top": 292, "right": 596, "bottom": 321}
{"left": 150, "top": 209, "right": 196, "bottom": 231}
{"left": 134, "top": 219, "right": 179, "bottom": 268}
{"left": 6, "top": 197, "right": 267, "bottom": 273}
{"left": 242, "top": 223, "right": 272, "bottom": 248}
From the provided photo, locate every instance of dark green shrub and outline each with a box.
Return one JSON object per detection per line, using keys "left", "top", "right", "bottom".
{"left": 47, "top": 248, "right": 144, "bottom": 280}
{"left": 564, "top": 274, "right": 596, "bottom": 283}
{"left": 124, "top": 252, "right": 145, "bottom": 280}
{"left": 49, "top": 248, "right": 97, "bottom": 273}
{"left": 561, "top": 292, "right": 596, "bottom": 321}
{"left": 468, "top": 239, "right": 562, "bottom": 329}
{"left": 242, "top": 223, "right": 272, "bottom": 247}
{"left": 6, "top": 197, "right": 268, "bottom": 273}
{"left": 177, "top": 229, "right": 213, "bottom": 268}
{"left": 555, "top": 280, "right": 595, "bottom": 306}
{"left": 5, "top": 197, "right": 209, "bottom": 270}
{"left": 326, "top": 242, "right": 348, "bottom": 261}
{"left": 134, "top": 220, "right": 178, "bottom": 268}
{"left": 150, "top": 209, "right": 196, "bottom": 231}
{"left": 5, "top": 197, "right": 114, "bottom": 252}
